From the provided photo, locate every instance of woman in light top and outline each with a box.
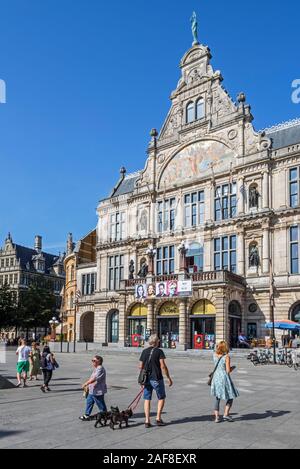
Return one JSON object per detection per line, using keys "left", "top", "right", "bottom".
{"left": 211, "top": 341, "right": 239, "bottom": 423}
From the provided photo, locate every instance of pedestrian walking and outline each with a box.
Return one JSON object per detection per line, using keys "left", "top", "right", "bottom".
{"left": 139, "top": 334, "right": 173, "bottom": 428}
{"left": 40, "top": 346, "right": 57, "bottom": 393}
{"left": 16, "top": 339, "right": 32, "bottom": 388}
{"left": 211, "top": 341, "right": 239, "bottom": 423}
{"left": 80, "top": 356, "right": 108, "bottom": 421}
{"left": 29, "top": 342, "right": 41, "bottom": 381}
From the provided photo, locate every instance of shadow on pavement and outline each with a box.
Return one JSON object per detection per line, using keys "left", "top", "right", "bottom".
{"left": 169, "top": 410, "right": 291, "bottom": 425}
{"left": 0, "top": 430, "right": 24, "bottom": 440}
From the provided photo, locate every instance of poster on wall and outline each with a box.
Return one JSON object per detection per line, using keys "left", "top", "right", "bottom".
{"left": 177, "top": 280, "right": 193, "bottom": 297}
{"left": 155, "top": 280, "right": 193, "bottom": 298}
{"left": 135, "top": 284, "right": 147, "bottom": 300}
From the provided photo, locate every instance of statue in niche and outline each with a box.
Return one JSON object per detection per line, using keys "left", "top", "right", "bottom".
{"left": 249, "top": 245, "right": 260, "bottom": 268}
{"left": 129, "top": 260, "right": 135, "bottom": 280}
{"left": 249, "top": 186, "right": 259, "bottom": 209}
{"left": 140, "top": 210, "right": 148, "bottom": 232}
{"left": 138, "top": 259, "right": 148, "bottom": 279}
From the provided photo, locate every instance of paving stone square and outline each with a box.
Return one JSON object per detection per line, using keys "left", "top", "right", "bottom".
{"left": 0, "top": 350, "right": 299, "bottom": 449}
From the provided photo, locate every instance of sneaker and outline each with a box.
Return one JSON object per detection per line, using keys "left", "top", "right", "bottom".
{"left": 214, "top": 417, "right": 221, "bottom": 424}
{"left": 40, "top": 386, "right": 46, "bottom": 393}
{"left": 16, "top": 382, "right": 22, "bottom": 388}
{"left": 79, "top": 415, "right": 91, "bottom": 422}
{"left": 46, "top": 387, "right": 51, "bottom": 392}
{"left": 223, "top": 416, "right": 234, "bottom": 422}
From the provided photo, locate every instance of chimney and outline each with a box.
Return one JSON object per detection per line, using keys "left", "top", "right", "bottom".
{"left": 35, "top": 235, "right": 42, "bottom": 253}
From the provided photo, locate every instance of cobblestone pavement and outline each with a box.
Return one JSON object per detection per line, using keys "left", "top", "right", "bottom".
{"left": 0, "top": 350, "right": 299, "bottom": 449}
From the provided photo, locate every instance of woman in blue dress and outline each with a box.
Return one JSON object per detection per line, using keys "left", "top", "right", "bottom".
{"left": 211, "top": 341, "right": 239, "bottom": 423}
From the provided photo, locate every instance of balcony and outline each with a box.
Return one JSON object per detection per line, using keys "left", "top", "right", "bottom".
{"left": 125, "top": 271, "right": 246, "bottom": 289}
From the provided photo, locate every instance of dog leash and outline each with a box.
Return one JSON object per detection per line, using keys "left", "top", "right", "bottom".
{"left": 128, "top": 387, "right": 144, "bottom": 412}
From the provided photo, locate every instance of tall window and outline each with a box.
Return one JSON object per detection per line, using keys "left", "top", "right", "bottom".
{"left": 157, "top": 198, "right": 176, "bottom": 233}
{"left": 110, "top": 212, "right": 125, "bottom": 242}
{"left": 215, "top": 183, "right": 237, "bottom": 221}
{"left": 82, "top": 273, "right": 97, "bottom": 295}
{"left": 290, "top": 168, "right": 299, "bottom": 208}
{"left": 184, "top": 191, "right": 205, "bottom": 227}
{"left": 214, "top": 236, "right": 237, "bottom": 273}
{"left": 196, "top": 98, "right": 205, "bottom": 120}
{"left": 290, "top": 226, "right": 299, "bottom": 274}
{"left": 186, "top": 102, "right": 194, "bottom": 124}
{"left": 109, "top": 256, "right": 124, "bottom": 291}
{"left": 156, "top": 246, "right": 175, "bottom": 276}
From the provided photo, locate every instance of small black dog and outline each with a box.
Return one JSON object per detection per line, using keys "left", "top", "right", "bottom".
{"left": 109, "top": 406, "right": 133, "bottom": 430}
{"left": 94, "top": 411, "right": 112, "bottom": 428}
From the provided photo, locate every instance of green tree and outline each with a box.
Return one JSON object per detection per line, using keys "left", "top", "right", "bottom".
{"left": 19, "top": 285, "right": 58, "bottom": 333}
{"left": 0, "top": 284, "right": 17, "bottom": 330}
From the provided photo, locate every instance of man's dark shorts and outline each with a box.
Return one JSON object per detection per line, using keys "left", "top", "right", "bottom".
{"left": 144, "top": 379, "right": 166, "bottom": 401}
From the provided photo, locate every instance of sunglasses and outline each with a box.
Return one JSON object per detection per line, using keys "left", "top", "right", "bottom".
{"left": 92, "top": 359, "right": 98, "bottom": 362}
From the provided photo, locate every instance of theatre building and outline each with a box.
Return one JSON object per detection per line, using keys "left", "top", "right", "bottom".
{"left": 76, "top": 37, "right": 300, "bottom": 350}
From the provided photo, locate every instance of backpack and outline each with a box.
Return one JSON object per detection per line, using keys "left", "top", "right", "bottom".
{"left": 41, "top": 353, "right": 49, "bottom": 370}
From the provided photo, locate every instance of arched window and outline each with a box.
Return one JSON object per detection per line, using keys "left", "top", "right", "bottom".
{"left": 186, "top": 102, "right": 194, "bottom": 124}
{"left": 291, "top": 303, "right": 300, "bottom": 323}
{"left": 196, "top": 98, "right": 205, "bottom": 120}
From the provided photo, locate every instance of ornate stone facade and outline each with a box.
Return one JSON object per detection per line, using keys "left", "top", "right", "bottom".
{"left": 76, "top": 41, "right": 300, "bottom": 350}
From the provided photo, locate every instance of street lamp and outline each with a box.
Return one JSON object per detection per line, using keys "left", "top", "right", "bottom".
{"left": 49, "top": 317, "right": 59, "bottom": 342}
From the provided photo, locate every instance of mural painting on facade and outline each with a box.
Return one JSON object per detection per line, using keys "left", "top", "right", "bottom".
{"left": 160, "top": 140, "right": 235, "bottom": 188}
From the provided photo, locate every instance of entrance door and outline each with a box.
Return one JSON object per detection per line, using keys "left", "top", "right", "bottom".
{"left": 191, "top": 317, "right": 216, "bottom": 349}
{"left": 158, "top": 318, "right": 179, "bottom": 348}
{"left": 247, "top": 323, "right": 257, "bottom": 340}
{"left": 230, "top": 317, "right": 241, "bottom": 348}
{"left": 129, "top": 318, "right": 147, "bottom": 339}
{"left": 110, "top": 311, "right": 119, "bottom": 343}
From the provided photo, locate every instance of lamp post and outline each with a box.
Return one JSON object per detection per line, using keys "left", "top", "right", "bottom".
{"left": 49, "top": 317, "right": 59, "bottom": 342}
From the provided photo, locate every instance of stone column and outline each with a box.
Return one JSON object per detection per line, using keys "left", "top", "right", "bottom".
{"left": 204, "top": 235, "right": 211, "bottom": 272}
{"left": 237, "top": 177, "right": 245, "bottom": 215}
{"left": 118, "top": 298, "right": 126, "bottom": 346}
{"left": 262, "top": 171, "right": 270, "bottom": 209}
{"left": 237, "top": 229, "right": 245, "bottom": 277}
{"left": 147, "top": 301, "right": 155, "bottom": 335}
{"left": 177, "top": 192, "right": 183, "bottom": 231}
{"left": 262, "top": 225, "right": 270, "bottom": 274}
{"left": 179, "top": 299, "right": 187, "bottom": 350}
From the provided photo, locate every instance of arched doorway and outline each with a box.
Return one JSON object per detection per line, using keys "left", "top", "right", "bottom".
{"left": 190, "top": 300, "right": 216, "bottom": 349}
{"left": 107, "top": 310, "right": 119, "bottom": 344}
{"left": 157, "top": 302, "right": 179, "bottom": 349}
{"left": 290, "top": 303, "right": 300, "bottom": 324}
{"left": 80, "top": 311, "right": 94, "bottom": 342}
{"left": 128, "top": 304, "right": 148, "bottom": 347}
{"left": 229, "top": 301, "right": 242, "bottom": 348}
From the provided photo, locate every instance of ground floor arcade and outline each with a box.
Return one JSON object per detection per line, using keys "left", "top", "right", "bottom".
{"left": 75, "top": 281, "right": 300, "bottom": 350}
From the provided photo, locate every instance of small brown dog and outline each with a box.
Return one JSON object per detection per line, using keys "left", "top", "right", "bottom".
{"left": 109, "top": 406, "right": 133, "bottom": 430}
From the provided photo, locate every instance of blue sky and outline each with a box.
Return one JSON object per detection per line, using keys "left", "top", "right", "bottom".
{"left": 0, "top": 0, "right": 299, "bottom": 253}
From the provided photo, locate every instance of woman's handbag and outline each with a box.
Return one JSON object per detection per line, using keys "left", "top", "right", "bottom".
{"left": 207, "top": 357, "right": 223, "bottom": 386}
{"left": 138, "top": 348, "right": 154, "bottom": 386}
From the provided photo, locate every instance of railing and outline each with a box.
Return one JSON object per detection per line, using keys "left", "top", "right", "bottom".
{"left": 125, "top": 271, "right": 245, "bottom": 288}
